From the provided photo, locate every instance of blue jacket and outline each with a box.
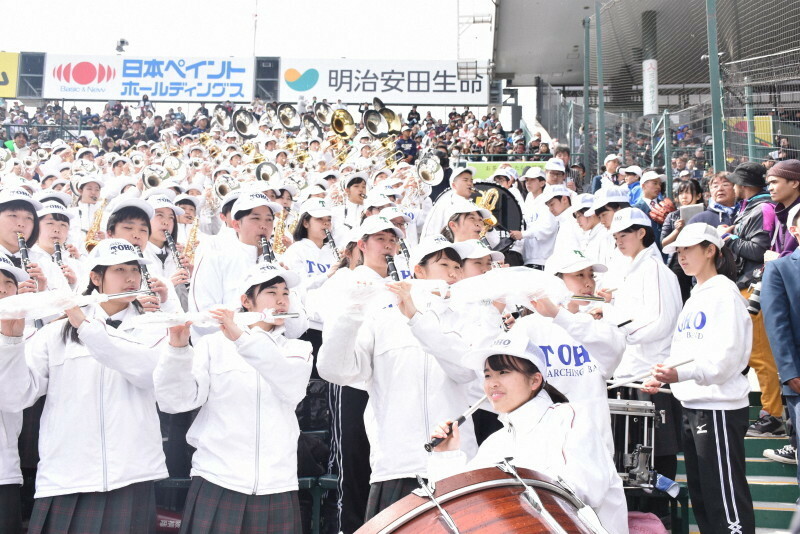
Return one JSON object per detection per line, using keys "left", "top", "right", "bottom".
{"left": 762, "top": 248, "right": 800, "bottom": 396}
{"left": 628, "top": 182, "right": 643, "bottom": 206}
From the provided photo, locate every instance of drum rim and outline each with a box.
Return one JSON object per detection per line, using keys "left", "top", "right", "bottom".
{"left": 377, "top": 477, "right": 584, "bottom": 533}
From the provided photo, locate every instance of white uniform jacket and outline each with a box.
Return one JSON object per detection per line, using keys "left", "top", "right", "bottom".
{"left": 317, "top": 270, "right": 478, "bottom": 483}
{"left": 605, "top": 244, "right": 682, "bottom": 381}
{"left": 667, "top": 275, "right": 752, "bottom": 411}
{"left": 428, "top": 392, "right": 628, "bottom": 534}
{"left": 154, "top": 327, "right": 312, "bottom": 495}
{"left": 0, "top": 304, "right": 168, "bottom": 498}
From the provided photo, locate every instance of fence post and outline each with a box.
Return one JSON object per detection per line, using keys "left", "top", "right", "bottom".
{"left": 744, "top": 78, "right": 756, "bottom": 161}
{"left": 594, "top": 1, "right": 606, "bottom": 171}
{"left": 619, "top": 112, "right": 627, "bottom": 158}
{"left": 705, "top": 0, "right": 726, "bottom": 172}
{"left": 663, "top": 109, "right": 673, "bottom": 197}
{"left": 583, "top": 16, "right": 592, "bottom": 174}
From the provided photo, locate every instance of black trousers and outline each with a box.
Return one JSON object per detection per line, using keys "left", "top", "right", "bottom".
{"left": 329, "top": 386, "right": 371, "bottom": 534}
{"left": 682, "top": 407, "right": 755, "bottom": 534}
{"left": 0, "top": 484, "right": 21, "bottom": 534}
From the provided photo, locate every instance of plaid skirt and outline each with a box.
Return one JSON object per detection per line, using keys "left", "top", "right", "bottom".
{"left": 28, "top": 480, "right": 156, "bottom": 534}
{"left": 0, "top": 484, "right": 22, "bottom": 534}
{"left": 363, "top": 478, "right": 419, "bottom": 522}
{"left": 179, "top": 477, "right": 302, "bottom": 534}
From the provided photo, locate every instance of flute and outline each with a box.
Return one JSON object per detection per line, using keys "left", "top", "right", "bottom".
{"left": 424, "top": 395, "right": 487, "bottom": 452}
{"left": 17, "top": 232, "right": 44, "bottom": 329}
{"left": 164, "top": 230, "right": 189, "bottom": 289}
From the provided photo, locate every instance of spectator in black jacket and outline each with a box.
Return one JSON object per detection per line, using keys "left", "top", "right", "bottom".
{"left": 720, "top": 162, "right": 785, "bottom": 437}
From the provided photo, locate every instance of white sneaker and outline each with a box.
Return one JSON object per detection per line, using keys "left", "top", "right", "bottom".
{"left": 763, "top": 444, "right": 798, "bottom": 465}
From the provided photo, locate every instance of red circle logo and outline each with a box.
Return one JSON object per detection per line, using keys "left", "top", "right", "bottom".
{"left": 53, "top": 62, "right": 116, "bottom": 85}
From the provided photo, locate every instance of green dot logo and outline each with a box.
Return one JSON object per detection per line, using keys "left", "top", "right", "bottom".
{"left": 284, "top": 68, "right": 319, "bottom": 92}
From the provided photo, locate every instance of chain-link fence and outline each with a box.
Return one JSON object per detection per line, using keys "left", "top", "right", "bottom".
{"left": 531, "top": 0, "right": 800, "bottom": 186}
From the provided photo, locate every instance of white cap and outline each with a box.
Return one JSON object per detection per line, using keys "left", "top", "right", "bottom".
{"left": 141, "top": 187, "right": 176, "bottom": 202}
{"left": 0, "top": 255, "right": 29, "bottom": 283}
{"left": 641, "top": 170, "right": 665, "bottom": 184}
{"left": 344, "top": 171, "right": 369, "bottom": 188}
{"left": 621, "top": 165, "right": 643, "bottom": 178}
{"left": 609, "top": 207, "right": 652, "bottom": 234}
{"left": 238, "top": 261, "right": 300, "bottom": 295}
{"left": 447, "top": 199, "right": 492, "bottom": 220}
{"left": 299, "top": 197, "right": 332, "bottom": 218}
{"left": 109, "top": 197, "right": 156, "bottom": 220}
{"left": 467, "top": 330, "right": 547, "bottom": 376}
{"left": 604, "top": 153, "right": 622, "bottom": 165}
{"left": 87, "top": 239, "right": 152, "bottom": 271}
{"left": 0, "top": 188, "right": 43, "bottom": 211}
{"left": 147, "top": 195, "right": 185, "bottom": 217}
{"left": 174, "top": 193, "right": 200, "bottom": 209}
{"left": 160, "top": 178, "right": 187, "bottom": 193}
{"left": 379, "top": 206, "right": 411, "bottom": 223}
{"left": 490, "top": 168, "right": 511, "bottom": 181}
{"left": 540, "top": 184, "right": 572, "bottom": 204}
{"left": 567, "top": 193, "right": 595, "bottom": 216}
{"left": 409, "top": 234, "right": 472, "bottom": 268}
{"left": 678, "top": 170, "right": 692, "bottom": 178}
{"left": 231, "top": 191, "right": 282, "bottom": 220}
{"left": 662, "top": 223, "right": 724, "bottom": 255}
{"left": 363, "top": 192, "right": 394, "bottom": 210}
{"left": 460, "top": 238, "right": 504, "bottom": 263}
{"left": 357, "top": 215, "right": 404, "bottom": 239}
{"left": 788, "top": 203, "right": 800, "bottom": 229}
{"left": 76, "top": 174, "right": 104, "bottom": 189}
{"left": 522, "top": 167, "right": 546, "bottom": 180}
{"left": 38, "top": 200, "right": 75, "bottom": 221}
{"left": 586, "top": 186, "right": 630, "bottom": 216}
{"left": 544, "top": 159, "right": 566, "bottom": 173}
{"left": 449, "top": 166, "right": 476, "bottom": 185}
{"left": 545, "top": 249, "right": 607, "bottom": 275}
{"left": 35, "top": 190, "right": 71, "bottom": 207}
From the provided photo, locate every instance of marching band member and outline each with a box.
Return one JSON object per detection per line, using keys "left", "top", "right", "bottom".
{"left": 67, "top": 174, "right": 105, "bottom": 243}
{"left": 33, "top": 201, "right": 80, "bottom": 291}
{"left": 440, "top": 199, "right": 493, "bottom": 243}
{"left": 419, "top": 167, "right": 476, "bottom": 239}
{"left": 0, "top": 255, "right": 33, "bottom": 534}
{"left": 330, "top": 173, "right": 368, "bottom": 244}
{"left": 318, "top": 233, "right": 478, "bottom": 520}
{"left": 510, "top": 167, "right": 556, "bottom": 271}
{"left": 644, "top": 223, "right": 755, "bottom": 533}
{"left": 523, "top": 249, "right": 626, "bottom": 452}
{"left": 174, "top": 193, "right": 200, "bottom": 243}
{"left": 155, "top": 262, "right": 313, "bottom": 534}
{"left": 427, "top": 331, "right": 628, "bottom": 534}
{"left": 0, "top": 239, "right": 169, "bottom": 534}
{"left": 538, "top": 184, "right": 581, "bottom": 254}
{"left": 604, "top": 207, "right": 683, "bottom": 487}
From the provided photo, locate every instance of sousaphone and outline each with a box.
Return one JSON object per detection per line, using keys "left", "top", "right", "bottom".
{"left": 232, "top": 109, "right": 259, "bottom": 139}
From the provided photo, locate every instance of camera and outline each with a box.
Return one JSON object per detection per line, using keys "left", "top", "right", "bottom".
{"left": 746, "top": 267, "right": 764, "bottom": 315}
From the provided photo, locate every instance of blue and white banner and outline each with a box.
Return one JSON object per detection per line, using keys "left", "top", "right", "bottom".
{"left": 280, "top": 58, "right": 489, "bottom": 105}
{"left": 43, "top": 54, "right": 254, "bottom": 102}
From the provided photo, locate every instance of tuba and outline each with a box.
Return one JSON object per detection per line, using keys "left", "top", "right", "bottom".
{"left": 363, "top": 110, "right": 389, "bottom": 138}
{"left": 142, "top": 164, "right": 169, "bottom": 189}
{"left": 373, "top": 97, "right": 402, "bottom": 135}
{"left": 129, "top": 150, "right": 147, "bottom": 168}
{"left": 331, "top": 109, "right": 356, "bottom": 139}
{"left": 278, "top": 104, "right": 301, "bottom": 131}
{"left": 214, "top": 174, "right": 240, "bottom": 200}
{"left": 213, "top": 105, "right": 231, "bottom": 130}
{"left": 232, "top": 109, "right": 259, "bottom": 139}
{"left": 314, "top": 102, "right": 333, "bottom": 126}
{"left": 255, "top": 162, "right": 281, "bottom": 181}
{"left": 416, "top": 152, "right": 445, "bottom": 186}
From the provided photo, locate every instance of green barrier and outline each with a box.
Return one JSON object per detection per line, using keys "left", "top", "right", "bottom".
{"left": 469, "top": 161, "right": 546, "bottom": 180}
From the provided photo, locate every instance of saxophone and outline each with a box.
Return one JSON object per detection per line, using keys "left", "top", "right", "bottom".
{"left": 272, "top": 209, "right": 289, "bottom": 255}
{"left": 84, "top": 199, "right": 108, "bottom": 252}
{"left": 184, "top": 218, "right": 200, "bottom": 265}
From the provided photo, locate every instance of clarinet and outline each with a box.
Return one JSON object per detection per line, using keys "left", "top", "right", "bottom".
{"left": 134, "top": 245, "right": 156, "bottom": 296}
{"left": 385, "top": 254, "right": 400, "bottom": 281}
{"left": 398, "top": 239, "right": 411, "bottom": 263}
{"left": 17, "top": 233, "right": 44, "bottom": 329}
{"left": 260, "top": 236, "right": 276, "bottom": 263}
{"left": 324, "top": 229, "right": 340, "bottom": 261}
{"left": 53, "top": 241, "right": 64, "bottom": 267}
{"left": 164, "top": 230, "right": 190, "bottom": 289}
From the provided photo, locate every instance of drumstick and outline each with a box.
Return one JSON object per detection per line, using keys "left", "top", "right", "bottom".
{"left": 424, "top": 395, "right": 487, "bottom": 452}
{"left": 606, "top": 380, "right": 672, "bottom": 395}
{"left": 606, "top": 357, "right": 694, "bottom": 390}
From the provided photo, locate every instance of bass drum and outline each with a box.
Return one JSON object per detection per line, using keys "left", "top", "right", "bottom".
{"left": 356, "top": 467, "right": 598, "bottom": 533}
